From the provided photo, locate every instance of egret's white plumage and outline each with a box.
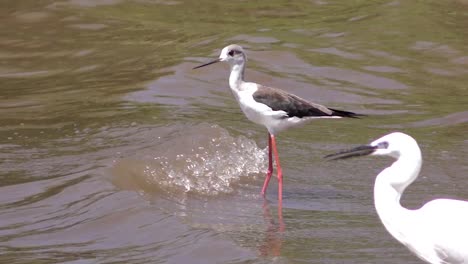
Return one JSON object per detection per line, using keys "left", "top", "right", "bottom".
{"left": 326, "top": 132, "right": 468, "bottom": 264}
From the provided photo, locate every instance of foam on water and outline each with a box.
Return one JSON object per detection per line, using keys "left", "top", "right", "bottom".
{"left": 111, "top": 123, "right": 266, "bottom": 196}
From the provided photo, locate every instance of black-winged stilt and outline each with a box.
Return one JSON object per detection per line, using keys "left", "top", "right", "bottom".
{"left": 194, "top": 44, "right": 362, "bottom": 202}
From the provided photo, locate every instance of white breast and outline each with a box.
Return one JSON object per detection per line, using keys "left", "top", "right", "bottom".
{"left": 236, "top": 88, "right": 274, "bottom": 124}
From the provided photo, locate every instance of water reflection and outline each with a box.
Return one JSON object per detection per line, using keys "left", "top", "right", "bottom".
{"left": 259, "top": 200, "right": 285, "bottom": 257}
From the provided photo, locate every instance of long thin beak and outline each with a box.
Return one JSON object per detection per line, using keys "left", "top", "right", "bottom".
{"left": 324, "top": 145, "right": 377, "bottom": 160}
{"left": 193, "top": 58, "right": 221, "bottom": 69}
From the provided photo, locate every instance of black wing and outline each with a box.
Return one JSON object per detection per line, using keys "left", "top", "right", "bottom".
{"left": 253, "top": 86, "right": 361, "bottom": 118}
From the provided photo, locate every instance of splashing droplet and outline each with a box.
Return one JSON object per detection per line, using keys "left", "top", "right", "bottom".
{"left": 111, "top": 123, "right": 266, "bottom": 196}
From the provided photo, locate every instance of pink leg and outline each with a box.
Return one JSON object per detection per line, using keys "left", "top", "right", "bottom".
{"left": 261, "top": 133, "right": 273, "bottom": 196}
{"left": 270, "top": 135, "right": 283, "bottom": 203}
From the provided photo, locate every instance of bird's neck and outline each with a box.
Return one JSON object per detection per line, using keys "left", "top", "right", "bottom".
{"left": 229, "top": 62, "right": 246, "bottom": 92}
{"left": 373, "top": 155, "right": 422, "bottom": 242}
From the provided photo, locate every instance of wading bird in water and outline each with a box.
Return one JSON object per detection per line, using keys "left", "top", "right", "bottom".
{"left": 325, "top": 132, "right": 468, "bottom": 263}
{"left": 194, "top": 44, "right": 361, "bottom": 202}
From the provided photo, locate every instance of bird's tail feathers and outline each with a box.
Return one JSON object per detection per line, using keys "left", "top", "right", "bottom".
{"left": 329, "top": 108, "right": 365, "bottom": 118}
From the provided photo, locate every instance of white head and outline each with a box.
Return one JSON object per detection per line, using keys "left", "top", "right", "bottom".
{"left": 369, "top": 132, "right": 421, "bottom": 159}
{"left": 193, "top": 44, "right": 246, "bottom": 70}
{"left": 326, "top": 132, "right": 423, "bottom": 193}
{"left": 219, "top": 44, "right": 246, "bottom": 65}
{"left": 325, "top": 132, "right": 421, "bottom": 161}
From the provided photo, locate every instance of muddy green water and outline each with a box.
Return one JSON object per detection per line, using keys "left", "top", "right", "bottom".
{"left": 1, "top": 0, "right": 467, "bottom": 263}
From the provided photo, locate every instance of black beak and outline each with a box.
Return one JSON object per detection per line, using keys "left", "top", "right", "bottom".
{"left": 193, "top": 58, "right": 221, "bottom": 69}
{"left": 324, "top": 145, "right": 377, "bottom": 160}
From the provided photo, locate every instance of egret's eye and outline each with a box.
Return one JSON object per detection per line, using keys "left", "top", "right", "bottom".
{"left": 228, "top": 50, "right": 234, "bottom": 56}
{"left": 378, "top": 141, "right": 389, "bottom": 149}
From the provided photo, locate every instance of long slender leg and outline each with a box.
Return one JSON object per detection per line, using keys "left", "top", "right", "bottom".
{"left": 261, "top": 133, "right": 273, "bottom": 196}
{"left": 270, "top": 135, "right": 283, "bottom": 203}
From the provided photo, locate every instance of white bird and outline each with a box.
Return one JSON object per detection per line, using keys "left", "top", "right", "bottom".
{"left": 325, "top": 132, "right": 468, "bottom": 263}
{"left": 194, "top": 44, "right": 362, "bottom": 202}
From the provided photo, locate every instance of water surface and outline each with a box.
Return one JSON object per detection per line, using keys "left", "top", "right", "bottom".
{"left": 1, "top": 0, "right": 467, "bottom": 263}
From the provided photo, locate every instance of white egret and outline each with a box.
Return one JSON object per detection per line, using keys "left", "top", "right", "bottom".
{"left": 326, "top": 132, "right": 468, "bottom": 263}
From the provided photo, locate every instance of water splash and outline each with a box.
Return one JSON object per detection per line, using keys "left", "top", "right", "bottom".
{"left": 111, "top": 123, "right": 266, "bottom": 196}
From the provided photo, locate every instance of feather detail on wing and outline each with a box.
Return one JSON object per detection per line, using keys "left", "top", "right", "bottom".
{"left": 252, "top": 85, "right": 362, "bottom": 118}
